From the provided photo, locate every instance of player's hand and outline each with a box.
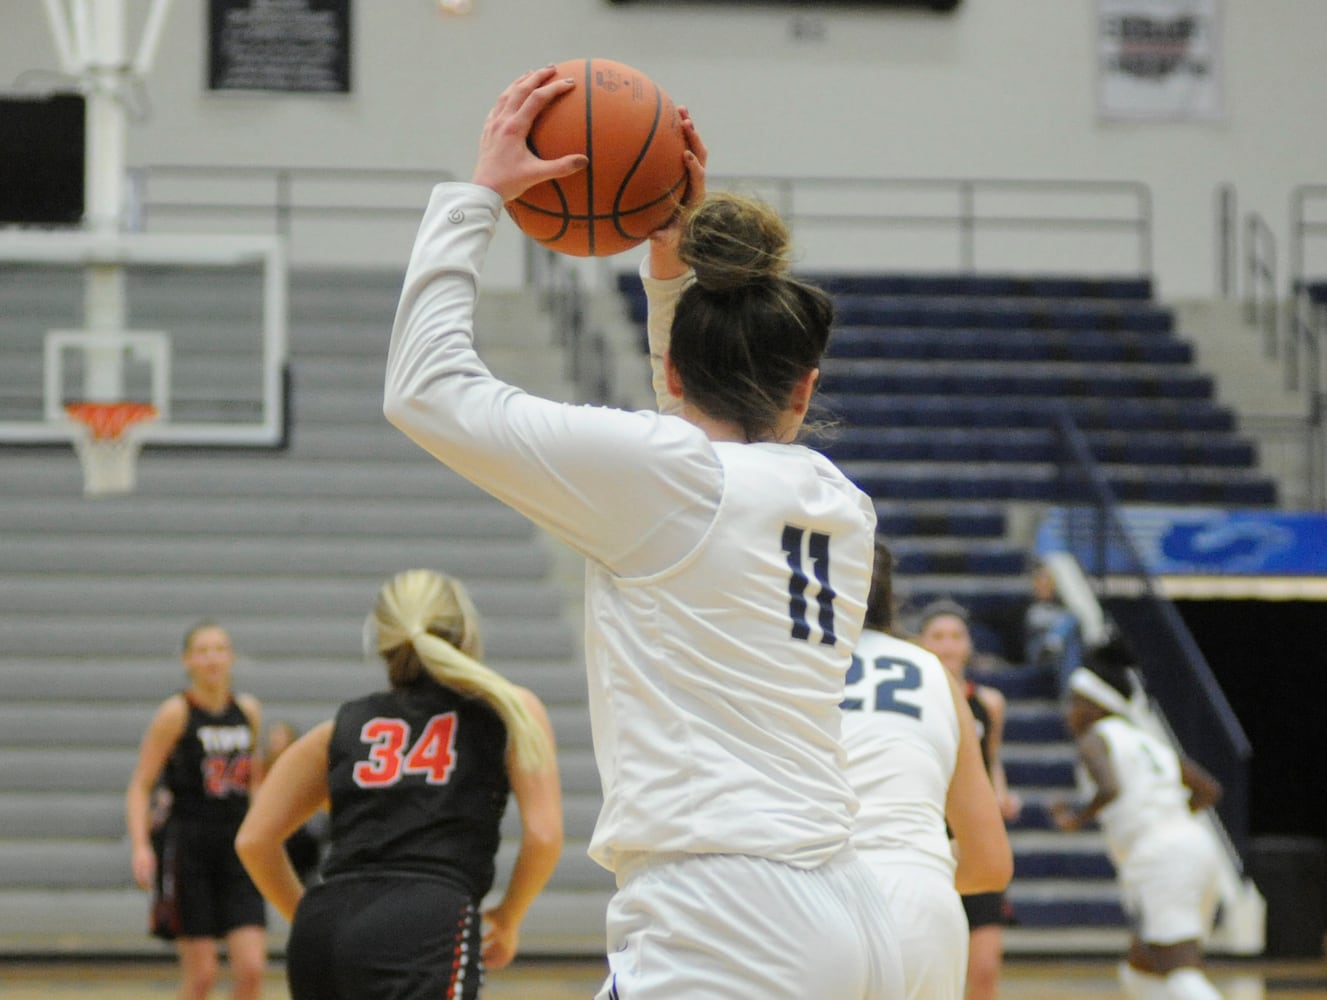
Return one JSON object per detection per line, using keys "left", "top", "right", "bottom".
{"left": 472, "top": 67, "right": 588, "bottom": 203}
{"left": 648, "top": 107, "right": 707, "bottom": 278}
{"left": 481, "top": 907, "right": 520, "bottom": 970}
{"left": 131, "top": 844, "right": 157, "bottom": 890}
{"left": 1000, "top": 788, "right": 1023, "bottom": 822}
{"left": 1048, "top": 801, "right": 1079, "bottom": 832}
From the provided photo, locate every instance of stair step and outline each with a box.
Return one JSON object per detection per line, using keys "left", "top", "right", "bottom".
{"left": 0, "top": 886, "right": 613, "bottom": 956}
{"left": 0, "top": 535, "right": 551, "bottom": 579}
{"left": 0, "top": 454, "right": 495, "bottom": 501}
{"left": 0, "top": 747, "right": 603, "bottom": 796}
{"left": 0, "top": 657, "right": 590, "bottom": 706}
{"left": 0, "top": 612, "right": 575, "bottom": 660}
{"left": 0, "top": 575, "right": 557, "bottom": 618}
{"left": 0, "top": 495, "right": 534, "bottom": 538}
{"left": 0, "top": 790, "right": 605, "bottom": 843}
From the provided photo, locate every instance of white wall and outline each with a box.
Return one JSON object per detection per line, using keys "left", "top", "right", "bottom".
{"left": 3, "top": 1, "right": 1325, "bottom": 294}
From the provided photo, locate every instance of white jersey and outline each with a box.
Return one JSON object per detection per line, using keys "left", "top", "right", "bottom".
{"left": 840, "top": 630, "right": 959, "bottom": 876}
{"left": 1088, "top": 715, "right": 1201, "bottom": 867}
{"left": 385, "top": 184, "right": 877, "bottom": 875}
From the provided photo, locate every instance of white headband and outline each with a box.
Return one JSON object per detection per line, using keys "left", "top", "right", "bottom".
{"left": 1067, "top": 668, "right": 1132, "bottom": 717}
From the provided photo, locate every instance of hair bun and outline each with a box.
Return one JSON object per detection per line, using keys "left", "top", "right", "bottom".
{"left": 680, "top": 192, "right": 791, "bottom": 292}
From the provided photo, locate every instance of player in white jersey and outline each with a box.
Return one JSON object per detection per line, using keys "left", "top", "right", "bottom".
{"left": 1051, "top": 653, "right": 1225, "bottom": 1000}
{"left": 842, "top": 541, "right": 1011, "bottom": 1000}
{"left": 384, "top": 68, "right": 901, "bottom": 999}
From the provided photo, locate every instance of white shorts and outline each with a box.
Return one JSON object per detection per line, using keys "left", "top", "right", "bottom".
{"left": 862, "top": 856, "right": 968, "bottom": 1000}
{"left": 1118, "top": 821, "right": 1222, "bottom": 946}
{"left": 595, "top": 851, "right": 904, "bottom": 1000}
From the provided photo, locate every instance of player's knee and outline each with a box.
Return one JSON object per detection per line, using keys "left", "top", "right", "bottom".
{"left": 965, "top": 959, "right": 1000, "bottom": 999}
{"left": 231, "top": 964, "right": 265, "bottom": 997}
{"left": 1165, "top": 967, "right": 1223, "bottom": 1000}
{"left": 182, "top": 964, "right": 219, "bottom": 999}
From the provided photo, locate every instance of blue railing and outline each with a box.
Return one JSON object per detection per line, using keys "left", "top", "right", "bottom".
{"left": 1049, "top": 402, "right": 1252, "bottom": 861}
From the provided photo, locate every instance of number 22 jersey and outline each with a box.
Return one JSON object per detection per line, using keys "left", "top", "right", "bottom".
{"left": 840, "top": 630, "right": 960, "bottom": 876}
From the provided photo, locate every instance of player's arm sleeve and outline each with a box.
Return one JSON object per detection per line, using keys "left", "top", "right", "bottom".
{"left": 384, "top": 183, "right": 719, "bottom": 575}
{"left": 639, "top": 255, "right": 690, "bottom": 416}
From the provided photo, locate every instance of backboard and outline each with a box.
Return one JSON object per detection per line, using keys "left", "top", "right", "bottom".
{"left": 0, "top": 230, "right": 288, "bottom": 448}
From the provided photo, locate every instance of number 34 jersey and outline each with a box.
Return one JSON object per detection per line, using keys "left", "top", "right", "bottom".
{"left": 320, "top": 677, "right": 510, "bottom": 898}
{"left": 165, "top": 693, "right": 257, "bottom": 825}
{"left": 840, "top": 630, "right": 960, "bottom": 877}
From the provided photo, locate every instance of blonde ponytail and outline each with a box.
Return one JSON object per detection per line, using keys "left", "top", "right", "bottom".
{"left": 372, "top": 569, "right": 554, "bottom": 774}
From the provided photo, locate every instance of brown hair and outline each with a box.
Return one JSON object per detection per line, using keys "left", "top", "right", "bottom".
{"left": 863, "top": 538, "right": 896, "bottom": 633}
{"left": 182, "top": 619, "right": 227, "bottom": 652}
{"left": 670, "top": 192, "right": 835, "bottom": 442}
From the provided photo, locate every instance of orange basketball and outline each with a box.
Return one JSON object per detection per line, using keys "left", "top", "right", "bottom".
{"left": 506, "top": 58, "right": 688, "bottom": 258}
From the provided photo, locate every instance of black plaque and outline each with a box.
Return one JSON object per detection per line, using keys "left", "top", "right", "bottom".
{"left": 0, "top": 93, "right": 85, "bottom": 225}
{"left": 208, "top": 0, "right": 351, "bottom": 94}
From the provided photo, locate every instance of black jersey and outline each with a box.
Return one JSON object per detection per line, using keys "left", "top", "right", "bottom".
{"left": 964, "top": 680, "right": 993, "bottom": 773}
{"left": 163, "top": 693, "right": 256, "bottom": 826}
{"left": 321, "top": 677, "right": 511, "bottom": 898}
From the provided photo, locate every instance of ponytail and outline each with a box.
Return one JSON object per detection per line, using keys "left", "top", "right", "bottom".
{"left": 372, "top": 569, "right": 554, "bottom": 774}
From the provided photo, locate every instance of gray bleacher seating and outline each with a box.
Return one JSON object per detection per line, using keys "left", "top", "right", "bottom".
{"left": 0, "top": 267, "right": 613, "bottom": 955}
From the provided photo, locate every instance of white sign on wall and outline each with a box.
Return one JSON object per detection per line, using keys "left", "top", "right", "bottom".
{"left": 1097, "top": 0, "right": 1223, "bottom": 121}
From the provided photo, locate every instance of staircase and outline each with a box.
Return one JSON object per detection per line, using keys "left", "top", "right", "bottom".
{"left": 0, "top": 268, "right": 614, "bottom": 955}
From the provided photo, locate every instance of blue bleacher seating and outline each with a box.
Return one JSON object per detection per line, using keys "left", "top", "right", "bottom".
{"left": 615, "top": 267, "right": 1278, "bottom": 945}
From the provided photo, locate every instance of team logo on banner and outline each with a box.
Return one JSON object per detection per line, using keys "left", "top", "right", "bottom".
{"left": 1097, "top": 0, "right": 1223, "bottom": 121}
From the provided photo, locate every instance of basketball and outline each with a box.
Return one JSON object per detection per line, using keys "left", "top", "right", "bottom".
{"left": 506, "top": 58, "right": 688, "bottom": 258}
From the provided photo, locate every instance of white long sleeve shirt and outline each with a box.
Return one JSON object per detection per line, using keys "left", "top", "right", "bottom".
{"left": 385, "top": 183, "right": 877, "bottom": 873}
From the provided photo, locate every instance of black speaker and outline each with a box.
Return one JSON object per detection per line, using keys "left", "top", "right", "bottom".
{"left": 0, "top": 93, "right": 86, "bottom": 226}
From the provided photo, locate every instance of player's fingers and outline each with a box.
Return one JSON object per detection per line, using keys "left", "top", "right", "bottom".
{"left": 677, "top": 107, "right": 709, "bottom": 168}
{"left": 481, "top": 934, "right": 514, "bottom": 970}
{"left": 490, "top": 66, "right": 554, "bottom": 121}
{"left": 543, "top": 153, "right": 589, "bottom": 179}
{"left": 512, "top": 74, "right": 576, "bottom": 132}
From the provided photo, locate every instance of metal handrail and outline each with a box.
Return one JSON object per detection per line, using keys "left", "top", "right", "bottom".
{"left": 130, "top": 164, "right": 457, "bottom": 241}
{"left": 1288, "top": 184, "right": 1327, "bottom": 395}
{"left": 1289, "top": 183, "right": 1327, "bottom": 291}
{"left": 1049, "top": 402, "right": 1253, "bottom": 861}
{"left": 1244, "top": 211, "right": 1278, "bottom": 359}
{"left": 132, "top": 165, "right": 1154, "bottom": 278}
{"left": 1216, "top": 183, "right": 1236, "bottom": 298}
{"left": 710, "top": 173, "right": 1153, "bottom": 274}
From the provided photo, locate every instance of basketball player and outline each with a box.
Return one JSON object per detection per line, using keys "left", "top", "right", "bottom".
{"left": 382, "top": 67, "right": 902, "bottom": 999}
{"left": 235, "top": 569, "right": 562, "bottom": 1000}
{"left": 916, "top": 599, "right": 1021, "bottom": 1000}
{"left": 842, "top": 541, "right": 1012, "bottom": 1000}
{"left": 125, "top": 621, "right": 266, "bottom": 1000}
{"left": 1051, "top": 655, "right": 1225, "bottom": 1000}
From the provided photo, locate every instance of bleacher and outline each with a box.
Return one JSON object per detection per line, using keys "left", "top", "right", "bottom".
{"left": 615, "top": 266, "right": 1278, "bottom": 951}
{"left": 0, "top": 267, "right": 615, "bottom": 955}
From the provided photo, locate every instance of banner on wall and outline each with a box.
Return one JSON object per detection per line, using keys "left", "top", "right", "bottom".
{"left": 208, "top": 0, "right": 352, "bottom": 94}
{"left": 1039, "top": 507, "right": 1327, "bottom": 578}
{"left": 1097, "top": 0, "right": 1222, "bottom": 121}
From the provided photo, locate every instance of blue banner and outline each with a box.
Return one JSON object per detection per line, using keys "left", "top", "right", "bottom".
{"left": 1038, "top": 507, "right": 1327, "bottom": 576}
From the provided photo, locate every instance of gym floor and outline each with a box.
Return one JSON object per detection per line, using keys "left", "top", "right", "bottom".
{"left": 3, "top": 956, "right": 1325, "bottom": 999}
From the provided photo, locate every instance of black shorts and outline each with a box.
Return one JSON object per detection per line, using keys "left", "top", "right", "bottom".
{"left": 287, "top": 873, "right": 484, "bottom": 1000}
{"left": 962, "top": 890, "right": 1014, "bottom": 930}
{"left": 153, "top": 818, "right": 266, "bottom": 941}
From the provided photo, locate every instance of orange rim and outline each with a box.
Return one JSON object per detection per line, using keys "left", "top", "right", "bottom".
{"left": 64, "top": 402, "right": 159, "bottom": 440}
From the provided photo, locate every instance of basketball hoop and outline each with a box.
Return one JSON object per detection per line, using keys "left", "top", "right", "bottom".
{"left": 65, "top": 401, "right": 159, "bottom": 497}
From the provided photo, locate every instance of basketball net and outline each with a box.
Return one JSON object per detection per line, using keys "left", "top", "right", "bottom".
{"left": 65, "top": 401, "right": 158, "bottom": 497}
